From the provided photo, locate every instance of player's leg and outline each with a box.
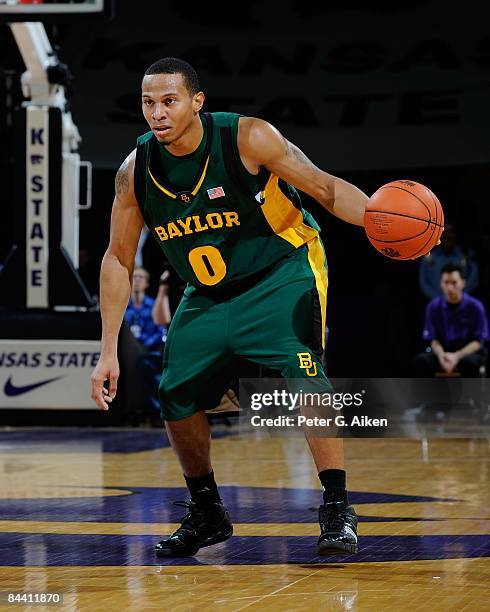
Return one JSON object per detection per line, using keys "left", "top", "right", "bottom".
{"left": 165, "top": 411, "right": 211, "bottom": 476}
{"left": 154, "top": 291, "right": 234, "bottom": 557}
{"left": 306, "top": 437, "right": 344, "bottom": 471}
{"left": 232, "top": 239, "right": 358, "bottom": 555}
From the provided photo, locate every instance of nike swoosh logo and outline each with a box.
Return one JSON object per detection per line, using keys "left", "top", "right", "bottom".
{"left": 4, "top": 375, "right": 64, "bottom": 397}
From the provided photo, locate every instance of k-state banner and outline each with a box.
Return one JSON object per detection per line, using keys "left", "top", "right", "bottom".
{"left": 0, "top": 340, "right": 101, "bottom": 409}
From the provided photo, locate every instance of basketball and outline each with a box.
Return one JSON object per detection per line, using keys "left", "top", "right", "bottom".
{"left": 364, "top": 180, "right": 444, "bottom": 260}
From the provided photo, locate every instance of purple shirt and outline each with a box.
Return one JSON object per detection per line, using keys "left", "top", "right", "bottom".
{"left": 423, "top": 293, "right": 489, "bottom": 351}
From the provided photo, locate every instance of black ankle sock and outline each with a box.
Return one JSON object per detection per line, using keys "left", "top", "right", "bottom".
{"left": 184, "top": 470, "right": 221, "bottom": 506}
{"left": 319, "top": 469, "right": 349, "bottom": 504}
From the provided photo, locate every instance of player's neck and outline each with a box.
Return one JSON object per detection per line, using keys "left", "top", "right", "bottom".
{"left": 164, "top": 115, "right": 204, "bottom": 157}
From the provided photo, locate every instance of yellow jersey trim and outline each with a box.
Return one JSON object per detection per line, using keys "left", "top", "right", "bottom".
{"left": 148, "top": 155, "right": 211, "bottom": 200}
{"left": 191, "top": 155, "right": 210, "bottom": 196}
{"left": 148, "top": 169, "right": 177, "bottom": 199}
{"left": 261, "top": 174, "right": 318, "bottom": 247}
{"left": 307, "top": 238, "right": 328, "bottom": 349}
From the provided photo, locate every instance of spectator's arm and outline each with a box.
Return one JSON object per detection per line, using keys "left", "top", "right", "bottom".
{"left": 472, "top": 301, "right": 489, "bottom": 346}
{"left": 454, "top": 341, "right": 481, "bottom": 361}
{"left": 422, "top": 301, "right": 437, "bottom": 343}
{"left": 430, "top": 340, "right": 445, "bottom": 361}
{"left": 152, "top": 271, "right": 172, "bottom": 326}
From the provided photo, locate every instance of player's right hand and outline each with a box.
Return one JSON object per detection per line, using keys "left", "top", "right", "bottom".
{"left": 91, "top": 355, "right": 120, "bottom": 411}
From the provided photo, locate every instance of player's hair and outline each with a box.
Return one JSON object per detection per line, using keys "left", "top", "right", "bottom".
{"left": 144, "top": 58, "right": 200, "bottom": 96}
{"left": 441, "top": 263, "right": 465, "bottom": 279}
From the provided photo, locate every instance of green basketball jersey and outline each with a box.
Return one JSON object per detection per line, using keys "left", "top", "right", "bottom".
{"left": 134, "top": 112, "right": 321, "bottom": 290}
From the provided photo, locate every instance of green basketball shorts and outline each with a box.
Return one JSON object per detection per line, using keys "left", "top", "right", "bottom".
{"left": 159, "top": 237, "right": 331, "bottom": 421}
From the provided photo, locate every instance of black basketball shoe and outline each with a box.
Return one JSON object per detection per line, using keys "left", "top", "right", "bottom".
{"left": 317, "top": 500, "right": 359, "bottom": 556}
{"left": 155, "top": 499, "right": 233, "bottom": 557}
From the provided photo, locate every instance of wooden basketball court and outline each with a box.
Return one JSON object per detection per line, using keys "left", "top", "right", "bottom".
{"left": 0, "top": 428, "right": 488, "bottom": 611}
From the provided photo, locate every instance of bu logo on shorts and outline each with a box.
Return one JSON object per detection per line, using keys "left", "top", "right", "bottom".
{"left": 297, "top": 352, "right": 317, "bottom": 377}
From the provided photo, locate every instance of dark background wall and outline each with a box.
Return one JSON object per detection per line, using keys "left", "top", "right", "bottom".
{"left": 1, "top": 0, "right": 489, "bottom": 377}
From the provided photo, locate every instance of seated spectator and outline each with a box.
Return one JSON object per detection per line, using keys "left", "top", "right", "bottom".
{"left": 124, "top": 268, "right": 165, "bottom": 351}
{"left": 414, "top": 264, "right": 488, "bottom": 377}
{"left": 134, "top": 270, "right": 171, "bottom": 423}
{"left": 419, "top": 223, "right": 479, "bottom": 299}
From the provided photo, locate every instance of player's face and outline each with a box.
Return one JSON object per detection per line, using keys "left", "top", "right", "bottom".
{"left": 440, "top": 271, "right": 465, "bottom": 303}
{"left": 141, "top": 73, "right": 203, "bottom": 144}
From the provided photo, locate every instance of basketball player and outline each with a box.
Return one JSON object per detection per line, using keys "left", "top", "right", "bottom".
{"left": 91, "top": 58, "right": 369, "bottom": 558}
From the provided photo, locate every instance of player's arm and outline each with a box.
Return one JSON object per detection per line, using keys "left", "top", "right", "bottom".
{"left": 91, "top": 150, "right": 144, "bottom": 410}
{"left": 238, "top": 117, "right": 368, "bottom": 226}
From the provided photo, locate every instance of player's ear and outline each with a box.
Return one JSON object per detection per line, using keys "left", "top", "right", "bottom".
{"left": 193, "top": 91, "right": 205, "bottom": 114}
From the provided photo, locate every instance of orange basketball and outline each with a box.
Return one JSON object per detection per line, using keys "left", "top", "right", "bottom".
{"left": 364, "top": 180, "right": 444, "bottom": 260}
